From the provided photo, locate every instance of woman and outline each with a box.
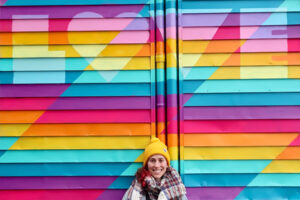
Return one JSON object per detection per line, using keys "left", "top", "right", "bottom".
{"left": 123, "top": 137, "right": 187, "bottom": 200}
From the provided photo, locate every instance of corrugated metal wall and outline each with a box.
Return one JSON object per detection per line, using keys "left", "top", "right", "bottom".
{"left": 1, "top": 0, "right": 300, "bottom": 199}
{"left": 0, "top": 0, "right": 155, "bottom": 199}
{"left": 179, "top": 0, "right": 300, "bottom": 199}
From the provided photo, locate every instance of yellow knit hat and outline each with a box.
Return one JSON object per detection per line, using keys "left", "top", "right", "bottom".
{"left": 143, "top": 137, "right": 170, "bottom": 166}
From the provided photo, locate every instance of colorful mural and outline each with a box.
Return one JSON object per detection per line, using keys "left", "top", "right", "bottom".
{"left": 1, "top": 0, "right": 300, "bottom": 199}
{"left": 0, "top": 1, "right": 155, "bottom": 199}
{"left": 179, "top": 0, "right": 300, "bottom": 199}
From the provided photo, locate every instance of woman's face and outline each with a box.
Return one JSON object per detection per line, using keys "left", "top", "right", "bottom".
{"left": 147, "top": 154, "right": 168, "bottom": 181}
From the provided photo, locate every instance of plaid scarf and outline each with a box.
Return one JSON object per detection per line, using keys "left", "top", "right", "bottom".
{"left": 123, "top": 167, "right": 186, "bottom": 200}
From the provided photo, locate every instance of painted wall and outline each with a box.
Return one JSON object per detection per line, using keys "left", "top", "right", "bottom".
{"left": 179, "top": 0, "right": 300, "bottom": 199}
{"left": 1, "top": 0, "right": 300, "bottom": 199}
{"left": 0, "top": 0, "right": 156, "bottom": 199}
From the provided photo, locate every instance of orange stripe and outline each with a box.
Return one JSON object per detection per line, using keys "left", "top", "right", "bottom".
{"left": 277, "top": 147, "right": 300, "bottom": 159}
{"left": 183, "top": 40, "right": 243, "bottom": 53}
{"left": 20, "top": 123, "right": 150, "bottom": 136}
{"left": 184, "top": 133, "right": 299, "bottom": 147}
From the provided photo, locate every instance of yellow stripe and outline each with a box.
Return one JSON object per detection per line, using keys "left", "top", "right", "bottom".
{"left": 184, "top": 147, "right": 285, "bottom": 160}
{"left": 263, "top": 160, "right": 300, "bottom": 173}
{"left": 0, "top": 124, "right": 31, "bottom": 136}
{"left": 86, "top": 57, "right": 150, "bottom": 70}
{"left": 183, "top": 53, "right": 300, "bottom": 66}
{"left": 1, "top": 44, "right": 150, "bottom": 58}
{"left": 9, "top": 136, "right": 150, "bottom": 150}
{"left": 206, "top": 66, "right": 295, "bottom": 79}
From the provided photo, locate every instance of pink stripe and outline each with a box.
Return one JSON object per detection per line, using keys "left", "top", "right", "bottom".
{"left": 288, "top": 39, "right": 300, "bottom": 52}
{"left": 0, "top": 190, "right": 104, "bottom": 200}
{"left": 111, "top": 31, "right": 150, "bottom": 43}
{"left": 1, "top": 18, "right": 149, "bottom": 32}
{"left": 0, "top": 20, "right": 11, "bottom": 31}
{"left": 183, "top": 27, "right": 218, "bottom": 40}
{"left": 240, "top": 39, "right": 287, "bottom": 52}
{"left": 12, "top": 19, "right": 48, "bottom": 31}
{"left": 35, "top": 110, "right": 150, "bottom": 123}
{"left": 183, "top": 26, "right": 300, "bottom": 40}
{"left": 184, "top": 120, "right": 300, "bottom": 133}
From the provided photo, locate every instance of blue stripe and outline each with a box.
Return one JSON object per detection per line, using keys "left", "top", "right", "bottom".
{"left": 182, "top": 0, "right": 300, "bottom": 13}
{"left": 0, "top": 72, "right": 13, "bottom": 84}
{"left": 109, "top": 176, "right": 134, "bottom": 189}
{"left": 62, "top": 83, "right": 150, "bottom": 96}
{"left": 234, "top": 187, "right": 300, "bottom": 199}
{"left": 184, "top": 93, "right": 300, "bottom": 106}
{"left": 184, "top": 174, "right": 300, "bottom": 187}
{"left": 0, "top": 163, "right": 142, "bottom": 176}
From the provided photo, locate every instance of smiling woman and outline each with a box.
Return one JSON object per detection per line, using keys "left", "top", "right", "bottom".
{"left": 122, "top": 137, "right": 187, "bottom": 200}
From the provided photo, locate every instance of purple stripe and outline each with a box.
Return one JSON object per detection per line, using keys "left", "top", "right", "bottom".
{"left": 182, "top": 13, "right": 273, "bottom": 26}
{"left": 157, "top": 95, "right": 165, "bottom": 107}
{"left": 184, "top": 106, "right": 300, "bottom": 120}
{"left": 0, "top": 5, "right": 148, "bottom": 19}
{"left": 167, "top": 94, "right": 178, "bottom": 107}
{"left": 124, "top": 18, "right": 149, "bottom": 30}
{"left": 0, "top": 84, "right": 70, "bottom": 97}
{"left": 97, "top": 189, "right": 126, "bottom": 200}
{"left": 49, "top": 97, "right": 150, "bottom": 109}
{"left": 0, "top": 177, "right": 117, "bottom": 189}
{"left": 253, "top": 26, "right": 300, "bottom": 39}
{"left": 187, "top": 187, "right": 244, "bottom": 200}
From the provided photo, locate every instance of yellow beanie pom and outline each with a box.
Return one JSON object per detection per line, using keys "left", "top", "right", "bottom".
{"left": 143, "top": 136, "right": 170, "bottom": 166}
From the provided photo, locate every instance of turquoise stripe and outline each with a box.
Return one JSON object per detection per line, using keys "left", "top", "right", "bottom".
{"left": 0, "top": 138, "right": 19, "bottom": 150}
{"left": 0, "top": 59, "right": 13, "bottom": 71}
{"left": 183, "top": 67, "right": 218, "bottom": 80}
{"left": 4, "top": 0, "right": 150, "bottom": 6}
{"left": 263, "top": 12, "right": 300, "bottom": 26}
{"left": 1, "top": 58, "right": 151, "bottom": 72}
{"left": 14, "top": 71, "right": 65, "bottom": 84}
{"left": 234, "top": 187, "right": 300, "bottom": 199}
{"left": 0, "top": 150, "right": 143, "bottom": 163}
{"left": 184, "top": 93, "right": 300, "bottom": 106}
{"left": 248, "top": 174, "right": 300, "bottom": 187}
{"left": 61, "top": 83, "right": 150, "bottom": 96}
{"left": 13, "top": 58, "right": 65, "bottom": 71}
{"left": 185, "top": 174, "right": 300, "bottom": 187}
{"left": 184, "top": 79, "right": 300, "bottom": 93}
{"left": 182, "top": 0, "right": 300, "bottom": 13}
{"left": 0, "top": 163, "right": 141, "bottom": 176}
{"left": 3, "top": 71, "right": 151, "bottom": 84}
{"left": 184, "top": 160, "right": 271, "bottom": 174}
{"left": 68, "top": 70, "right": 150, "bottom": 83}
